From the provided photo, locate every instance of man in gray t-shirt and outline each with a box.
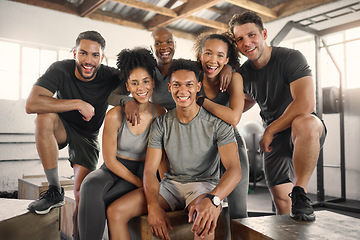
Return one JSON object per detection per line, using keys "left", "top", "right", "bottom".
{"left": 144, "top": 59, "right": 241, "bottom": 240}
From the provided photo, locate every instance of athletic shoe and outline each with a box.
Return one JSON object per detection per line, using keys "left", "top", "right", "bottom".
{"left": 288, "top": 186, "right": 315, "bottom": 221}
{"left": 27, "top": 185, "right": 65, "bottom": 214}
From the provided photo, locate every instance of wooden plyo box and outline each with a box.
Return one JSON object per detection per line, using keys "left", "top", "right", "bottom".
{"left": 129, "top": 207, "right": 230, "bottom": 240}
{"left": 231, "top": 210, "right": 360, "bottom": 240}
{"left": 61, "top": 190, "right": 76, "bottom": 240}
{"left": 18, "top": 175, "right": 74, "bottom": 240}
{"left": 0, "top": 198, "right": 60, "bottom": 240}
{"left": 18, "top": 175, "right": 74, "bottom": 200}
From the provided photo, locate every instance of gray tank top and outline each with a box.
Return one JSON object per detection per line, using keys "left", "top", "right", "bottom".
{"left": 116, "top": 103, "right": 155, "bottom": 160}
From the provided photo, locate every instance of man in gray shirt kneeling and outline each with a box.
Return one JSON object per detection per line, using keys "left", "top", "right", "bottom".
{"left": 106, "top": 59, "right": 242, "bottom": 240}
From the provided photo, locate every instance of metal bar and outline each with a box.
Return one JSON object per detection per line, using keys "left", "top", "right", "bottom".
{"left": 319, "top": 19, "right": 360, "bottom": 37}
{"left": 0, "top": 142, "right": 35, "bottom": 144}
{"left": 270, "top": 21, "right": 319, "bottom": 47}
{"left": 0, "top": 133, "right": 34, "bottom": 135}
{"left": 323, "top": 164, "right": 340, "bottom": 168}
{"left": 0, "top": 158, "right": 68, "bottom": 162}
{"left": 315, "top": 36, "right": 325, "bottom": 202}
{"left": 321, "top": 202, "right": 360, "bottom": 214}
{"left": 321, "top": 39, "right": 346, "bottom": 200}
{"left": 294, "top": 2, "right": 360, "bottom": 25}
{"left": 319, "top": 37, "right": 360, "bottom": 48}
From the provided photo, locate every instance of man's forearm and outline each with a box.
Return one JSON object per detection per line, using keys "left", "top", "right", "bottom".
{"left": 211, "top": 166, "right": 241, "bottom": 200}
{"left": 266, "top": 100, "right": 312, "bottom": 135}
{"left": 26, "top": 96, "right": 82, "bottom": 114}
{"left": 143, "top": 171, "right": 161, "bottom": 207}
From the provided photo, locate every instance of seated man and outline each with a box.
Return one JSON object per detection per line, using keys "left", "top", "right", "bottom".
{"left": 106, "top": 59, "right": 242, "bottom": 240}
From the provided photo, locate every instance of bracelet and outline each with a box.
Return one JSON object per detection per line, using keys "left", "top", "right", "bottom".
{"left": 197, "top": 96, "right": 206, "bottom": 106}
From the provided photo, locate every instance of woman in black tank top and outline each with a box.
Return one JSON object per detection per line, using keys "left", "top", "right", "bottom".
{"left": 194, "top": 33, "right": 250, "bottom": 219}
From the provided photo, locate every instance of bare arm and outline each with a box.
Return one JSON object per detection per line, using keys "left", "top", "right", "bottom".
{"left": 218, "top": 64, "right": 232, "bottom": 92}
{"left": 188, "top": 142, "right": 241, "bottom": 237}
{"left": 202, "top": 72, "right": 244, "bottom": 127}
{"left": 243, "top": 93, "right": 256, "bottom": 112}
{"left": 260, "top": 76, "right": 316, "bottom": 152}
{"left": 25, "top": 85, "right": 94, "bottom": 121}
{"left": 143, "top": 147, "right": 172, "bottom": 240}
{"left": 209, "top": 142, "right": 242, "bottom": 200}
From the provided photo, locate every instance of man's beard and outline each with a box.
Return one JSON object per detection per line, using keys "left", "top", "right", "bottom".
{"left": 75, "top": 62, "right": 101, "bottom": 80}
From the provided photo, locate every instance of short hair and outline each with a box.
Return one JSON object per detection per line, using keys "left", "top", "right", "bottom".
{"left": 193, "top": 32, "right": 241, "bottom": 72}
{"left": 116, "top": 47, "right": 157, "bottom": 82}
{"left": 168, "top": 59, "right": 200, "bottom": 82}
{"left": 75, "top": 31, "right": 106, "bottom": 51}
{"left": 229, "top": 11, "right": 264, "bottom": 35}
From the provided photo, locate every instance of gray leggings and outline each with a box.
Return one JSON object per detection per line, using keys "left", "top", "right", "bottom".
{"left": 78, "top": 158, "right": 144, "bottom": 240}
{"left": 221, "top": 129, "right": 249, "bottom": 219}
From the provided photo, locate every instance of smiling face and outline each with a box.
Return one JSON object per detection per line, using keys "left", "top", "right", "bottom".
{"left": 233, "top": 23, "right": 267, "bottom": 63}
{"left": 126, "top": 67, "right": 154, "bottom": 104}
{"left": 151, "top": 28, "right": 175, "bottom": 66}
{"left": 200, "top": 38, "right": 229, "bottom": 79}
{"left": 168, "top": 70, "right": 201, "bottom": 109}
{"left": 73, "top": 39, "right": 104, "bottom": 81}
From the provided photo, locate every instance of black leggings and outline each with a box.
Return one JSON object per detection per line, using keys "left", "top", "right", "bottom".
{"left": 221, "top": 129, "right": 249, "bottom": 219}
{"left": 78, "top": 158, "right": 144, "bottom": 240}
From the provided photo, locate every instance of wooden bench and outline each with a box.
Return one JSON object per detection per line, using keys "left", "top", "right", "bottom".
{"left": 0, "top": 198, "right": 60, "bottom": 240}
{"left": 231, "top": 210, "right": 360, "bottom": 240}
{"left": 129, "top": 208, "right": 230, "bottom": 240}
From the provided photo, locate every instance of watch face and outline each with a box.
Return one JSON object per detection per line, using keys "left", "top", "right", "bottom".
{"left": 213, "top": 196, "right": 221, "bottom": 206}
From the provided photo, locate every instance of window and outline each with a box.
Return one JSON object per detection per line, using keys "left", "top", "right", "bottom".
{"left": 279, "top": 26, "right": 360, "bottom": 90}
{"left": 0, "top": 41, "right": 20, "bottom": 100}
{"left": 0, "top": 39, "right": 116, "bottom": 100}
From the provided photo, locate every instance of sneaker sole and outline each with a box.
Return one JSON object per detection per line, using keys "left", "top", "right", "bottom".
{"left": 33, "top": 200, "right": 65, "bottom": 215}
{"left": 290, "top": 212, "right": 316, "bottom": 221}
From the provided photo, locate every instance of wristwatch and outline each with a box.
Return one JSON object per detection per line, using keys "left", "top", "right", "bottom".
{"left": 204, "top": 194, "right": 221, "bottom": 208}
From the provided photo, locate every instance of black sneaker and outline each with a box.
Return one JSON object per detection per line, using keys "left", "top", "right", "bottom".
{"left": 27, "top": 185, "right": 65, "bottom": 214}
{"left": 288, "top": 186, "right": 315, "bottom": 221}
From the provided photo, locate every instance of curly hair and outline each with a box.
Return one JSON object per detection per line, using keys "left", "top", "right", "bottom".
{"left": 168, "top": 59, "right": 200, "bottom": 82}
{"left": 229, "top": 11, "right": 264, "bottom": 35}
{"left": 193, "top": 31, "right": 241, "bottom": 72}
{"left": 116, "top": 48, "right": 157, "bottom": 82}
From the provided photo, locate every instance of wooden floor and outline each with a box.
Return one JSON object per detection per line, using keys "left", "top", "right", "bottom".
{"left": 231, "top": 210, "right": 360, "bottom": 240}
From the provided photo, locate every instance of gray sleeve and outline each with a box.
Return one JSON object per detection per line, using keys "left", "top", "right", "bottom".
{"left": 148, "top": 117, "right": 164, "bottom": 149}
{"left": 108, "top": 84, "right": 132, "bottom": 106}
{"left": 216, "top": 121, "right": 236, "bottom": 147}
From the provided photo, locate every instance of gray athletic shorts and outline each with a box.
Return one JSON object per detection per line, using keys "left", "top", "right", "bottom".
{"left": 159, "top": 178, "right": 217, "bottom": 211}
{"left": 59, "top": 116, "right": 100, "bottom": 171}
{"left": 264, "top": 116, "right": 327, "bottom": 188}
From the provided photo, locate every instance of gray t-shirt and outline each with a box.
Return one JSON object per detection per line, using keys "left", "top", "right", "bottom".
{"left": 151, "top": 67, "right": 176, "bottom": 110}
{"left": 148, "top": 107, "right": 236, "bottom": 185}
